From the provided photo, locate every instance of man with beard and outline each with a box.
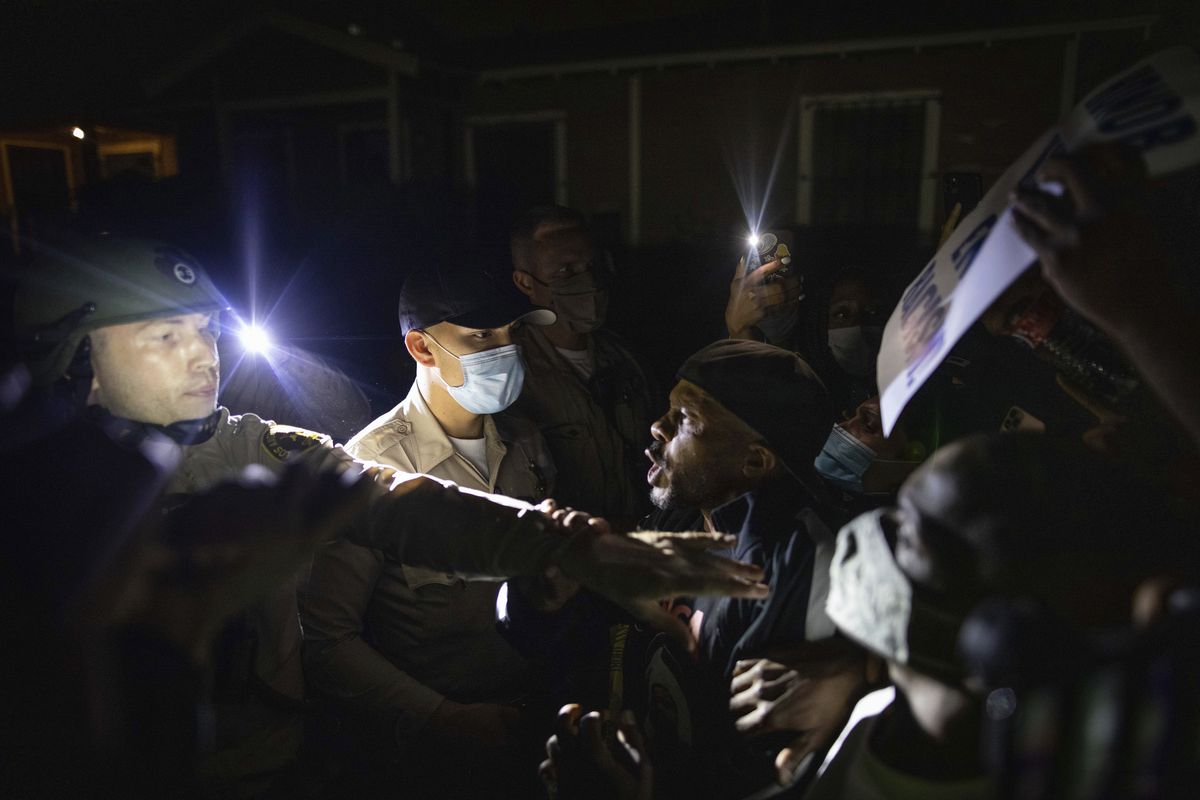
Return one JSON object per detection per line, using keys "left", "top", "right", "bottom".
{"left": 510, "top": 206, "right": 655, "bottom": 529}
{"left": 646, "top": 339, "right": 848, "bottom": 675}
{"left": 526, "top": 340, "right": 875, "bottom": 798}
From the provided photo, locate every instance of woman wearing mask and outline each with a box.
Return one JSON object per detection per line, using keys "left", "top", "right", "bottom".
{"left": 727, "top": 258, "right": 892, "bottom": 422}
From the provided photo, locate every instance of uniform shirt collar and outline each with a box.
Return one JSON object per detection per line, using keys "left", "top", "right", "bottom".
{"left": 401, "top": 383, "right": 507, "bottom": 482}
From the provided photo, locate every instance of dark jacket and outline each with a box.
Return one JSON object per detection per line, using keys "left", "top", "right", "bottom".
{"left": 689, "top": 478, "right": 840, "bottom": 678}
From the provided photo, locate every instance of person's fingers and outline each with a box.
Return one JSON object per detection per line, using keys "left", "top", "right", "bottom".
{"left": 546, "top": 733, "right": 563, "bottom": 762}
{"left": 1037, "top": 156, "right": 1096, "bottom": 215}
{"left": 732, "top": 658, "right": 760, "bottom": 679}
{"left": 538, "top": 759, "right": 558, "bottom": 799}
{"left": 757, "top": 280, "right": 802, "bottom": 310}
{"left": 586, "top": 515, "right": 611, "bottom": 537}
{"left": 730, "top": 659, "right": 786, "bottom": 693}
{"left": 744, "top": 258, "right": 789, "bottom": 286}
{"left": 748, "top": 671, "right": 798, "bottom": 704}
{"left": 1132, "top": 575, "right": 1188, "bottom": 628}
{"left": 728, "top": 684, "right": 759, "bottom": 717}
{"left": 548, "top": 704, "right": 583, "bottom": 760}
{"left": 733, "top": 704, "right": 770, "bottom": 736}
{"left": 614, "top": 714, "right": 652, "bottom": 796}
{"left": 615, "top": 710, "right": 647, "bottom": 767}
{"left": 685, "top": 571, "right": 771, "bottom": 598}
{"left": 775, "top": 741, "right": 818, "bottom": 787}
{"left": 623, "top": 600, "right": 699, "bottom": 656}
{"left": 578, "top": 711, "right": 612, "bottom": 765}
{"left": 1011, "top": 207, "right": 1056, "bottom": 258}
{"left": 649, "top": 557, "right": 769, "bottom": 596}
{"left": 627, "top": 530, "right": 735, "bottom": 549}
{"left": 617, "top": 712, "right": 654, "bottom": 797}
{"left": 730, "top": 255, "right": 748, "bottom": 284}
{"left": 1011, "top": 187, "right": 1075, "bottom": 239}
{"left": 560, "top": 509, "right": 593, "bottom": 534}
{"left": 556, "top": 703, "right": 584, "bottom": 736}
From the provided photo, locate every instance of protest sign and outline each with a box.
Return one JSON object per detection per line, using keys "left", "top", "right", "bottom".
{"left": 878, "top": 47, "right": 1200, "bottom": 435}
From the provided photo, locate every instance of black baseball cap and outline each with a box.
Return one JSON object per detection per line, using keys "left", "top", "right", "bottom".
{"left": 398, "top": 265, "right": 556, "bottom": 335}
{"left": 677, "top": 339, "right": 832, "bottom": 487}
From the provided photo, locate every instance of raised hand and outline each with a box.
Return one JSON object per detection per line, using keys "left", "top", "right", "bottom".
{"left": 725, "top": 255, "right": 803, "bottom": 340}
{"left": 100, "top": 461, "right": 373, "bottom": 663}
{"left": 541, "top": 704, "right": 652, "bottom": 800}
{"left": 1010, "top": 142, "right": 1162, "bottom": 334}
{"left": 557, "top": 528, "right": 768, "bottom": 654}
{"left": 729, "top": 638, "right": 873, "bottom": 785}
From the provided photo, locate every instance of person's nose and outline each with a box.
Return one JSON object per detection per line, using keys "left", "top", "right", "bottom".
{"left": 188, "top": 328, "right": 219, "bottom": 372}
{"left": 650, "top": 415, "right": 671, "bottom": 443}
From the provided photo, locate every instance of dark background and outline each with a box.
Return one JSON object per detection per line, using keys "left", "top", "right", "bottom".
{"left": 2, "top": 0, "right": 1197, "bottom": 419}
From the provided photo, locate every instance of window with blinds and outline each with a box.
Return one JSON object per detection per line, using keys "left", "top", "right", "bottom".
{"left": 797, "top": 92, "right": 940, "bottom": 232}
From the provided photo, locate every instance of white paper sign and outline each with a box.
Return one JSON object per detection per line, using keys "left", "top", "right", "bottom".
{"left": 879, "top": 47, "right": 1200, "bottom": 435}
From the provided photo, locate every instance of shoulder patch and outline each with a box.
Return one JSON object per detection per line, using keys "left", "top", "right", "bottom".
{"left": 261, "top": 425, "right": 327, "bottom": 461}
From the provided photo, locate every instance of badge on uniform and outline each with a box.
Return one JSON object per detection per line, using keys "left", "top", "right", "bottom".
{"left": 261, "top": 425, "right": 327, "bottom": 461}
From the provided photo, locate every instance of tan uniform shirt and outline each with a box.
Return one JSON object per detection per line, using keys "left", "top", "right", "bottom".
{"left": 506, "top": 326, "right": 655, "bottom": 528}
{"left": 164, "top": 409, "right": 351, "bottom": 794}
{"left": 163, "top": 407, "right": 569, "bottom": 793}
{"left": 300, "top": 384, "right": 555, "bottom": 738}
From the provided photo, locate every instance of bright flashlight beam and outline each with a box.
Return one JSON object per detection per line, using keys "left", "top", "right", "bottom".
{"left": 240, "top": 324, "right": 272, "bottom": 354}
{"left": 748, "top": 233, "right": 760, "bottom": 247}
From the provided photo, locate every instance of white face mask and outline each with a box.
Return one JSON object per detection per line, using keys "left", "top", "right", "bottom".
{"left": 827, "top": 325, "right": 882, "bottom": 378}
{"left": 826, "top": 509, "right": 915, "bottom": 664}
{"left": 826, "top": 509, "right": 965, "bottom": 680}
{"left": 427, "top": 333, "right": 527, "bottom": 415}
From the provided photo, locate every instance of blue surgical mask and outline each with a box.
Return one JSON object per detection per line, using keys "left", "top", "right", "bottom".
{"left": 814, "top": 425, "right": 876, "bottom": 494}
{"left": 428, "top": 335, "right": 526, "bottom": 415}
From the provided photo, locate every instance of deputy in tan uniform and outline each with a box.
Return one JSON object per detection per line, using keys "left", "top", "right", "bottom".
{"left": 12, "top": 236, "right": 768, "bottom": 797}
{"left": 510, "top": 206, "right": 657, "bottom": 530}
{"left": 301, "top": 265, "right": 557, "bottom": 765}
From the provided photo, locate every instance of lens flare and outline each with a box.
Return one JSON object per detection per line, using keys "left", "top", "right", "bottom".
{"left": 748, "top": 233, "right": 760, "bottom": 247}
{"left": 239, "top": 324, "right": 272, "bottom": 354}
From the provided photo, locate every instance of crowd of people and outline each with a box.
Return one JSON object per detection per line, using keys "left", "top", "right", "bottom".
{"left": 2, "top": 138, "right": 1199, "bottom": 800}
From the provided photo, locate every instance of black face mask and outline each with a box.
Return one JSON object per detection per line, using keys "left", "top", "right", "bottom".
{"left": 87, "top": 405, "right": 221, "bottom": 447}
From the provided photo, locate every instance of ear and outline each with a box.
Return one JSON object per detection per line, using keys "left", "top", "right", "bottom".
{"left": 87, "top": 374, "right": 103, "bottom": 406}
{"left": 512, "top": 270, "right": 536, "bottom": 299}
{"left": 86, "top": 336, "right": 104, "bottom": 405}
{"left": 405, "top": 329, "right": 437, "bottom": 368}
{"left": 742, "top": 442, "right": 779, "bottom": 481}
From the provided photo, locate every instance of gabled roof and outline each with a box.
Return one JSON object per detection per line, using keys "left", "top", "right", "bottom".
{"left": 146, "top": 10, "right": 417, "bottom": 97}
